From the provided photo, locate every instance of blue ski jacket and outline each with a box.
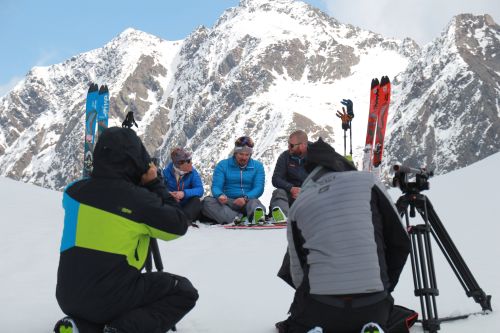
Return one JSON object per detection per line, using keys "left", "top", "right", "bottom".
{"left": 211, "top": 156, "right": 265, "bottom": 199}
{"left": 162, "top": 162, "right": 204, "bottom": 206}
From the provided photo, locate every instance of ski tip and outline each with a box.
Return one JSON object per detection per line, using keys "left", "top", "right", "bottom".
{"left": 380, "top": 76, "right": 390, "bottom": 85}
{"left": 88, "top": 82, "right": 99, "bottom": 93}
{"left": 98, "top": 85, "right": 108, "bottom": 94}
{"left": 371, "top": 78, "right": 380, "bottom": 88}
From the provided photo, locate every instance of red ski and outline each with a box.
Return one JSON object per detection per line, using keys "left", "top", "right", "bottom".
{"left": 362, "top": 78, "right": 380, "bottom": 171}
{"left": 372, "top": 76, "right": 391, "bottom": 168}
{"left": 362, "top": 76, "right": 391, "bottom": 174}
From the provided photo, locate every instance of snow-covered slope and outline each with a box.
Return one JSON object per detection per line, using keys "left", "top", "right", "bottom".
{"left": 1, "top": 152, "right": 499, "bottom": 332}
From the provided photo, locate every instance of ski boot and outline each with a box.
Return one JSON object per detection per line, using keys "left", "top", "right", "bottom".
{"left": 361, "top": 322, "right": 385, "bottom": 333}
{"left": 271, "top": 206, "right": 287, "bottom": 224}
{"left": 252, "top": 207, "right": 265, "bottom": 224}
{"left": 53, "top": 317, "right": 79, "bottom": 333}
{"left": 233, "top": 214, "right": 248, "bottom": 225}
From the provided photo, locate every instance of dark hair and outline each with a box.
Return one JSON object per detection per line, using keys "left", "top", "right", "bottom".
{"left": 235, "top": 136, "right": 254, "bottom": 148}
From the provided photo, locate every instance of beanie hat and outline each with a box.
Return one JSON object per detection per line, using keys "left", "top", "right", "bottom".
{"left": 171, "top": 147, "right": 192, "bottom": 166}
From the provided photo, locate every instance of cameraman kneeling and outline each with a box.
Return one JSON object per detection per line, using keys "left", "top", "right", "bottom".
{"left": 282, "top": 139, "right": 410, "bottom": 333}
{"left": 55, "top": 127, "right": 198, "bottom": 333}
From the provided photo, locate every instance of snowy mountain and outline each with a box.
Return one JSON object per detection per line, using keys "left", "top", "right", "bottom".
{"left": 384, "top": 14, "right": 500, "bottom": 175}
{"left": 1, "top": 152, "right": 499, "bottom": 332}
{"left": 0, "top": 0, "right": 497, "bottom": 192}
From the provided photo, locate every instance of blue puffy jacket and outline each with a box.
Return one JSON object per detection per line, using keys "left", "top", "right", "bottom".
{"left": 162, "top": 162, "right": 204, "bottom": 206}
{"left": 211, "top": 157, "right": 265, "bottom": 199}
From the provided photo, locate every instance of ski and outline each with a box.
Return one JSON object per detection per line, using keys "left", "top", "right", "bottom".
{"left": 224, "top": 223, "right": 287, "bottom": 230}
{"left": 372, "top": 76, "right": 391, "bottom": 169}
{"left": 83, "top": 83, "right": 99, "bottom": 177}
{"left": 96, "top": 85, "right": 109, "bottom": 138}
{"left": 362, "top": 78, "right": 380, "bottom": 172}
{"left": 361, "top": 76, "right": 391, "bottom": 175}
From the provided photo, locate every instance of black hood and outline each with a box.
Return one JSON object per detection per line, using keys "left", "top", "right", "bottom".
{"left": 305, "top": 137, "right": 357, "bottom": 173}
{"left": 92, "top": 127, "right": 151, "bottom": 184}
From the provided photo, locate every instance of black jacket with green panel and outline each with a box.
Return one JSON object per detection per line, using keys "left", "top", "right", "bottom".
{"left": 56, "top": 127, "right": 188, "bottom": 309}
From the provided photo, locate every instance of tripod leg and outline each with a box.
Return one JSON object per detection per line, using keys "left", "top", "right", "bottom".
{"left": 412, "top": 224, "right": 440, "bottom": 333}
{"left": 145, "top": 250, "right": 153, "bottom": 273}
{"left": 149, "top": 239, "right": 176, "bottom": 331}
{"left": 150, "top": 238, "right": 164, "bottom": 272}
{"left": 421, "top": 198, "right": 492, "bottom": 312}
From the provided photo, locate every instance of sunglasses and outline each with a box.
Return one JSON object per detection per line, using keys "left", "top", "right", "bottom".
{"left": 235, "top": 136, "right": 254, "bottom": 148}
{"left": 177, "top": 159, "right": 192, "bottom": 165}
{"left": 288, "top": 142, "right": 303, "bottom": 148}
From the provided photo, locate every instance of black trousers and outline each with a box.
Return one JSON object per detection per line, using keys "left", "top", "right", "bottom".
{"left": 286, "top": 292, "right": 393, "bottom": 333}
{"left": 60, "top": 272, "right": 198, "bottom": 333}
{"left": 181, "top": 197, "right": 201, "bottom": 222}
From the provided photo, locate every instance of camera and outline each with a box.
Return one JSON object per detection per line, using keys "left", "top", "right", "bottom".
{"left": 392, "top": 165, "right": 434, "bottom": 194}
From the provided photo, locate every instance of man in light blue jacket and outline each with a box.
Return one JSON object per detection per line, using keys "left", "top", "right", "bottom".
{"left": 202, "top": 136, "right": 266, "bottom": 224}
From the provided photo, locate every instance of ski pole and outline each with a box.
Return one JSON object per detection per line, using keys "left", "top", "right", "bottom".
{"left": 336, "top": 108, "right": 352, "bottom": 157}
{"left": 341, "top": 99, "right": 354, "bottom": 157}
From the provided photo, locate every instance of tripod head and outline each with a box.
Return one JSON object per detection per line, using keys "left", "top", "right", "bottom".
{"left": 392, "top": 165, "right": 434, "bottom": 195}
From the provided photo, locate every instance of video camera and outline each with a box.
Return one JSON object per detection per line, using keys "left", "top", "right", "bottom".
{"left": 392, "top": 164, "right": 434, "bottom": 194}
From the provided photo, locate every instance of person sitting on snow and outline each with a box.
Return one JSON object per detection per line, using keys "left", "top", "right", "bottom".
{"left": 269, "top": 129, "right": 310, "bottom": 223}
{"left": 277, "top": 138, "right": 411, "bottom": 333}
{"left": 163, "top": 147, "right": 204, "bottom": 224}
{"left": 54, "top": 127, "right": 198, "bottom": 333}
{"left": 201, "top": 135, "right": 266, "bottom": 225}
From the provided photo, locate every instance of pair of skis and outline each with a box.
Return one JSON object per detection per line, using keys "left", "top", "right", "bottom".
{"left": 362, "top": 76, "right": 391, "bottom": 175}
{"left": 224, "top": 222, "right": 287, "bottom": 230}
{"left": 83, "top": 83, "right": 109, "bottom": 177}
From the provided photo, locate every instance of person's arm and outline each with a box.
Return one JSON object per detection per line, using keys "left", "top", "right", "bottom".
{"left": 245, "top": 161, "right": 265, "bottom": 199}
{"left": 137, "top": 175, "right": 188, "bottom": 241}
{"left": 272, "top": 152, "right": 293, "bottom": 192}
{"left": 183, "top": 169, "right": 204, "bottom": 199}
{"left": 211, "top": 161, "right": 225, "bottom": 198}
{"left": 373, "top": 185, "right": 411, "bottom": 291}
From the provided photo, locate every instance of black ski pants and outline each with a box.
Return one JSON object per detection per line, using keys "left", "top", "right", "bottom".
{"left": 286, "top": 292, "right": 393, "bottom": 333}
{"left": 181, "top": 197, "right": 202, "bottom": 222}
{"left": 60, "top": 272, "right": 198, "bottom": 333}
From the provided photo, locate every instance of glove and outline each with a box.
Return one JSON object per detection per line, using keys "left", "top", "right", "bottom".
{"left": 340, "top": 99, "right": 354, "bottom": 118}
{"left": 336, "top": 109, "right": 352, "bottom": 130}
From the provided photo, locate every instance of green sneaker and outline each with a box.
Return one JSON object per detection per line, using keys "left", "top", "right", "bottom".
{"left": 252, "top": 207, "right": 265, "bottom": 224}
{"left": 53, "top": 317, "right": 79, "bottom": 333}
{"left": 272, "top": 206, "right": 287, "bottom": 223}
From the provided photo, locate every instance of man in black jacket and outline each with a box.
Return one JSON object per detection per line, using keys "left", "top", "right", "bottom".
{"left": 54, "top": 127, "right": 198, "bottom": 333}
{"left": 269, "top": 130, "right": 309, "bottom": 222}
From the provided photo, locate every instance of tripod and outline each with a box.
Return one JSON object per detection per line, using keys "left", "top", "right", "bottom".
{"left": 394, "top": 168, "right": 492, "bottom": 332}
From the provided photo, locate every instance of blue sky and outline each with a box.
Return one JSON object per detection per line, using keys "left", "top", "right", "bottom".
{"left": 1, "top": 0, "right": 498, "bottom": 96}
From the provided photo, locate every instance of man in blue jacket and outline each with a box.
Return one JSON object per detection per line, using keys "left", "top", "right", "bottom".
{"left": 163, "top": 147, "right": 204, "bottom": 224}
{"left": 202, "top": 136, "right": 266, "bottom": 224}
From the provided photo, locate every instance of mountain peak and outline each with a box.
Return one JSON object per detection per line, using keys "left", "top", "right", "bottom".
{"left": 240, "top": 0, "right": 294, "bottom": 7}
{"left": 110, "top": 27, "right": 165, "bottom": 46}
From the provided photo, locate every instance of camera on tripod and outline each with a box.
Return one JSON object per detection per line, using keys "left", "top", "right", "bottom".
{"left": 392, "top": 163, "right": 491, "bottom": 332}
{"left": 392, "top": 165, "right": 434, "bottom": 194}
